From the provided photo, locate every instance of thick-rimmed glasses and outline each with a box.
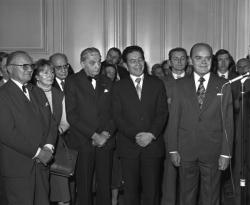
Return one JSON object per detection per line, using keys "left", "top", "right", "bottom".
{"left": 9, "top": 64, "right": 35, "bottom": 71}
{"left": 54, "top": 64, "right": 69, "bottom": 71}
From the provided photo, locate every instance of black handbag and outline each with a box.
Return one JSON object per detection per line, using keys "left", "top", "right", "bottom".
{"left": 50, "top": 136, "right": 78, "bottom": 177}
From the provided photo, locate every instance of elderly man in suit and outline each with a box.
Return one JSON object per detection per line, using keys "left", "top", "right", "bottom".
{"left": 65, "top": 47, "right": 115, "bottom": 205}
{"left": 161, "top": 47, "right": 189, "bottom": 205}
{"left": 112, "top": 45, "right": 168, "bottom": 205}
{"left": 0, "top": 51, "right": 57, "bottom": 205}
{"left": 166, "top": 43, "right": 234, "bottom": 205}
{"left": 50, "top": 53, "right": 70, "bottom": 92}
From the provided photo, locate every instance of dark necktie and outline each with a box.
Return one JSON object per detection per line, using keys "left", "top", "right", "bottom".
{"left": 197, "top": 77, "right": 206, "bottom": 109}
{"left": 87, "top": 76, "right": 98, "bottom": 82}
{"left": 22, "top": 84, "right": 28, "bottom": 94}
{"left": 135, "top": 78, "right": 142, "bottom": 100}
{"left": 60, "top": 80, "right": 65, "bottom": 90}
{"left": 221, "top": 74, "right": 226, "bottom": 79}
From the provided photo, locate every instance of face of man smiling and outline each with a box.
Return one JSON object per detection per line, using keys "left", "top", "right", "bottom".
{"left": 191, "top": 45, "right": 212, "bottom": 76}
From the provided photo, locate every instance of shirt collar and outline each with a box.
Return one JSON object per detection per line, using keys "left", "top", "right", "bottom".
{"left": 193, "top": 72, "right": 210, "bottom": 90}
{"left": 11, "top": 78, "right": 25, "bottom": 90}
{"left": 130, "top": 73, "right": 144, "bottom": 87}
{"left": 172, "top": 71, "right": 185, "bottom": 79}
{"left": 217, "top": 70, "right": 229, "bottom": 79}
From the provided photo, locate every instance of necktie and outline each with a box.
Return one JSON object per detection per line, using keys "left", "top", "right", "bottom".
{"left": 197, "top": 77, "right": 206, "bottom": 109}
{"left": 22, "top": 84, "right": 27, "bottom": 93}
{"left": 135, "top": 78, "right": 142, "bottom": 100}
{"left": 221, "top": 74, "right": 225, "bottom": 79}
{"left": 60, "top": 80, "right": 65, "bottom": 90}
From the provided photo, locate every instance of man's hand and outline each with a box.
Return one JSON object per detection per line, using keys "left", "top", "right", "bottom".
{"left": 36, "top": 147, "right": 53, "bottom": 166}
{"left": 91, "top": 132, "right": 108, "bottom": 147}
{"left": 170, "top": 152, "right": 181, "bottom": 167}
{"left": 135, "top": 132, "right": 155, "bottom": 147}
{"left": 218, "top": 156, "right": 230, "bottom": 170}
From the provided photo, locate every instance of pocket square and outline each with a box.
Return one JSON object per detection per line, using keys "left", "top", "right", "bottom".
{"left": 104, "top": 89, "right": 109, "bottom": 93}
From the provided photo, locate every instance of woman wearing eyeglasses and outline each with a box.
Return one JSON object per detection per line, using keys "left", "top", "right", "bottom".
{"left": 31, "top": 59, "right": 70, "bottom": 205}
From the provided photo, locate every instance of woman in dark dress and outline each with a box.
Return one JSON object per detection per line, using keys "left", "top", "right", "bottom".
{"left": 32, "top": 59, "right": 70, "bottom": 205}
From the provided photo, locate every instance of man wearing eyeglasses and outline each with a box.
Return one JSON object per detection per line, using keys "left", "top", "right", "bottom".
{"left": 0, "top": 51, "right": 57, "bottom": 205}
{"left": 50, "top": 53, "right": 69, "bottom": 92}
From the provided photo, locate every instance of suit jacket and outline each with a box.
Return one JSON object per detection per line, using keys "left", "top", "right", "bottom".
{"left": 51, "top": 87, "right": 64, "bottom": 125}
{"left": 0, "top": 80, "right": 57, "bottom": 177}
{"left": 52, "top": 79, "right": 63, "bottom": 93}
{"left": 64, "top": 70, "right": 115, "bottom": 150}
{"left": 162, "top": 74, "right": 177, "bottom": 106}
{"left": 166, "top": 73, "right": 234, "bottom": 162}
{"left": 112, "top": 75, "right": 168, "bottom": 159}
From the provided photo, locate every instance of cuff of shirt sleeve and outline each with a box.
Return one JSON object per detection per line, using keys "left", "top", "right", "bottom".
{"left": 169, "top": 151, "right": 178, "bottom": 154}
{"left": 32, "top": 147, "right": 41, "bottom": 159}
{"left": 220, "top": 155, "right": 231, "bottom": 158}
{"left": 44, "top": 144, "right": 54, "bottom": 153}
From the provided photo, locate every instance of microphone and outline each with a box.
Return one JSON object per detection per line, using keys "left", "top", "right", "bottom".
{"left": 240, "top": 76, "right": 250, "bottom": 84}
{"left": 228, "top": 72, "right": 250, "bottom": 84}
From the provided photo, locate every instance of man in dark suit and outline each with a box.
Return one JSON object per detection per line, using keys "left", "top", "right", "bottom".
{"left": 166, "top": 43, "right": 234, "bottom": 205}
{"left": 0, "top": 51, "right": 57, "bottom": 205}
{"left": 64, "top": 47, "right": 115, "bottom": 205}
{"left": 112, "top": 46, "right": 168, "bottom": 205}
{"left": 50, "top": 53, "right": 70, "bottom": 92}
{"left": 101, "top": 47, "right": 129, "bottom": 80}
{"left": 161, "top": 47, "right": 189, "bottom": 205}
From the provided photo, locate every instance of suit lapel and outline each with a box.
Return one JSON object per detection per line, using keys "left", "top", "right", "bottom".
{"left": 128, "top": 76, "right": 142, "bottom": 102}
{"left": 187, "top": 75, "right": 200, "bottom": 112}
{"left": 79, "top": 70, "right": 96, "bottom": 97}
{"left": 95, "top": 76, "right": 105, "bottom": 99}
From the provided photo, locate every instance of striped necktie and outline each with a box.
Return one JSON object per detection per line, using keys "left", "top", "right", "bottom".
{"left": 197, "top": 77, "right": 206, "bottom": 109}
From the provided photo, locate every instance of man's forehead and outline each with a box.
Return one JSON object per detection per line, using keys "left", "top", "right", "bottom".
{"left": 86, "top": 52, "right": 100, "bottom": 60}
{"left": 172, "top": 51, "right": 186, "bottom": 57}
{"left": 238, "top": 59, "right": 250, "bottom": 66}
{"left": 12, "top": 53, "right": 32, "bottom": 63}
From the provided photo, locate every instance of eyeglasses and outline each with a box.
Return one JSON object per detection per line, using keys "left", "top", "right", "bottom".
{"left": 54, "top": 64, "right": 69, "bottom": 71}
{"left": 9, "top": 64, "right": 35, "bottom": 71}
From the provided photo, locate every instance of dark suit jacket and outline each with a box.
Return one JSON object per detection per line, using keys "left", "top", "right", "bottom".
{"left": 166, "top": 73, "right": 234, "bottom": 162}
{"left": 64, "top": 70, "right": 115, "bottom": 150}
{"left": 52, "top": 79, "right": 63, "bottom": 93}
{"left": 112, "top": 75, "right": 168, "bottom": 159}
{"left": 0, "top": 80, "right": 57, "bottom": 177}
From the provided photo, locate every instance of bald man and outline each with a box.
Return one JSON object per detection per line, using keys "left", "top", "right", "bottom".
{"left": 0, "top": 51, "right": 57, "bottom": 205}
{"left": 166, "top": 43, "right": 234, "bottom": 205}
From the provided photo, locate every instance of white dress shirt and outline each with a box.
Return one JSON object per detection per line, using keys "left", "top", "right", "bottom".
{"left": 130, "top": 73, "right": 144, "bottom": 89}
{"left": 172, "top": 71, "right": 185, "bottom": 80}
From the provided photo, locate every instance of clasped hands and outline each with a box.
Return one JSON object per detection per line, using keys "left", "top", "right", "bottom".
{"left": 135, "top": 132, "right": 155, "bottom": 147}
{"left": 170, "top": 152, "right": 230, "bottom": 170}
{"left": 35, "top": 146, "right": 53, "bottom": 166}
{"left": 92, "top": 131, "right": 110, "bottom": 147}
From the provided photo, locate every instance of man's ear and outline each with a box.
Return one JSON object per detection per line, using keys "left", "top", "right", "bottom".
{"left": 80, "top": 61, "right": 85, "bottom": 69}
{"left": 6, "top": 65, "right": 13, "bottom": 75}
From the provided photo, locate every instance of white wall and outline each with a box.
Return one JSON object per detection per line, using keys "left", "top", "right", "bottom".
{"left": 0, "top": 0, "right": 250, "bottom": 71}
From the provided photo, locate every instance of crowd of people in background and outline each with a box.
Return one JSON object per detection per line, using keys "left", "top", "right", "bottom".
{"left": 0, "top": 43, "right": 250, "bottom": 205}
